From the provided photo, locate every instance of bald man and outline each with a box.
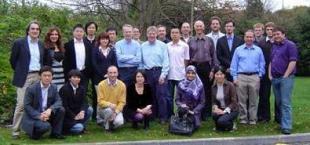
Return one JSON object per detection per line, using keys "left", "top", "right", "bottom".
{"left": 188, "top": 20, "right": 216, "bottom": 120}
{"left": 97, "top": 66, "right": 126, "bottom": 132}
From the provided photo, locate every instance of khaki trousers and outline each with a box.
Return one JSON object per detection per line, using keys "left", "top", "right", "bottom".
{"left": 12, "top": 73, "right": 39, "bottom": 136}
{"left": 236, "top": 74, "right": 260, "bottom": 123}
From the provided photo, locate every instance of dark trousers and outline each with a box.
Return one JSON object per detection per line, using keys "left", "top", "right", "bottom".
{"left": 80, "top": 70, "right": 97, "bottom": 121}
{"left": 31, "top": 107, "right": 65, "bottom": 139}
{"left": 119, "top": 67, "right": 138, "bottom": 87}
{"left": 258, "top": 74, "right": 271, "bottom": 122}
{"left": 145, "top": 68, "right": 168, "bottom": 121}
{"left": 167, "top": 80, "right": 180, "bottom": 118}
{"left": 212, "top": 111, "right": 238, "bottom": 131}
{"left": 192, "top": 62, "right": 212, "bottom": 119}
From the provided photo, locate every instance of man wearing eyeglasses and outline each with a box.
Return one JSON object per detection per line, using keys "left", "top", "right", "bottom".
{"left": 10, "top": 20, "right": 45, "bottom": 139}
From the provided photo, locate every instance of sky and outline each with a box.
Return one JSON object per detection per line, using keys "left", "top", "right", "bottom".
{"left": 272, "top": 0, "right": 310, "bottom": 11}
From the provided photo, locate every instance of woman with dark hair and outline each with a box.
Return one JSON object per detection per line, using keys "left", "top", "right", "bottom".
{"left": 92, "top": 32, "right": 117, "bottom": 123}
{"left": 126, "top": 70, "right": 153, "bottom": 129}
{"left": 212, "top": 66, "right": 238, "bottom": 131}
{"left": 84, "top": 21, "right": 98, "bottom": 48}
{"left": 44, "top": 26, "right": 65, "bottom": 91}
{"left": 175, "top": 65, "right": 205, "bottom": 130}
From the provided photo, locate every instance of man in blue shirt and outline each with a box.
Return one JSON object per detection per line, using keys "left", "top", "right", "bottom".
{"left": 115, "top": 24, "right": 142, "bottom": 86}
{"left": 141, "top": 26, "right": 169, "bottom": 124}
{"left": 230, "top": 30, "right": 265, "bottom": 125}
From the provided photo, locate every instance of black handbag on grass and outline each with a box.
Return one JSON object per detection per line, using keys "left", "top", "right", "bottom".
{"left": 168, "top": 108, "right": 195, "bottom": 135}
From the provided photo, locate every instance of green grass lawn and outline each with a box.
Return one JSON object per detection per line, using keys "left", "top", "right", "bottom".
{"left": 1, "top": 77, "right": 310, "bottom": 145}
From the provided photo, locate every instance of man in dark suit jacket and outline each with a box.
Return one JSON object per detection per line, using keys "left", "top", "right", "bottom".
{"left": 63, "top": 24, "right": 92, "bottom": 90}
{"left": 9, "top": 21, "right": 44, "bottom": 139}
{"left": 59, "top": 69, "right": 93, "bottom": 134}
{"left": 22, "top": 66, "right": 65, "bottom": 140}
{"left": 216, "top": 19, "right": 244, "bottom": 81}
{"left": 257, "top": 22, "right": 275, "bottom": 123}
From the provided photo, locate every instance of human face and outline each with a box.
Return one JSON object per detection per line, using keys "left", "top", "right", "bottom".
{"left": 107, "top": 66, "right": 118, "bottom": 81}
{"left": 225, "top": 22, "right": 234, "bottom": 35}
{"left": 147, "top": 30, "right": 157, "bottom": 43}
{"left": 214, "top": 70, "right": 225, "bottom": 84}
{"left": 40, "top": 71, "right": 53, "bottom": 86}
{"left": 186, "top": 70, "right": 196, "bottom": 81}
{"left": 108, "top": 30, "right": 117, "bottom": 42}
{"left": 28, "top": 23, "right": 40, "bottom": 39}
{"left": 181, "top": 23, "right": 191, "bottom": 35}
{"left": 210, "top": 19, "right": 221, "bottom": 32}
{"left": 157, "top": 27, "right": 166, "bottom": 39}
{"left": 73, "top": 27, "right": 84, "bottom": 40}
{"left": 133, "top": 28, "right": 141, "bottom": 40}
{"left": 254, "top": 27, "right": 264, "bottom": 38}
{"left": 273, "top": 30, "right": 285, "bottom": 43}
{"left": 69, "top": 76, "right": 81, "bottom": 87}
{"left": 135, "top": 72, "right": 145, "bottom": 84}
{"left": 265, "top": 26, "right": 274, "bottom": 37}
{"left": 49, "top": 30, "right": 59, "bottom": 43}
{"left": 87, "top": 24, "right": 97, "bottom": 36}
{"left": 170, "top": 28, "right": 180, "bottom": 42}
{"left": 123, "top": 26, "right": 133, "bottom": 40}
{"left": 244, "top": 31, "right": 255, "bottom": 46}
{"left": 100, "top": 38, "right": 109, "bottom": 48}
{"left": 194, "top": 21, "right": 205, "bottom": 35}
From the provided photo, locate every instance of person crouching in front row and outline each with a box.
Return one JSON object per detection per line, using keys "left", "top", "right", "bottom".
{"left": 59, "top": 69, "right": 93, "bottom": 134}
{"left": 97, "top": 66, "right": 126, "bottom": 132}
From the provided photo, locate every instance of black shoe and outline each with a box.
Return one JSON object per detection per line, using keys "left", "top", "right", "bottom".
{"left": 50, "top": 134, "right": 65, "bottom": 139}
{"left": 281, "top": 129, "right": 291, "bottom": 135}
{"left": 132, "top": 122, "right": 138, "bottom": 129}
{"left": 143, "top": 119, "right": 150, "bottom": 130}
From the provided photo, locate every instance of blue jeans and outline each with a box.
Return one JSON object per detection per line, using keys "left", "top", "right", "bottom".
{"left": 70, "top": 106, "right": 93, "bottom": 134}
{"left": 272, "top": 75, "right": 294, "bottom": 130}
{"left": 119, "top": 67, "right": 137, "bottom": 87}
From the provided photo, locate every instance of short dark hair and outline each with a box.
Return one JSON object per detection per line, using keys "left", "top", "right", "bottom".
{"left": 73, "top": 24, "right": 84, "bottom": 31}
{"left": 25, "top": 20, "right": 41, "bottom": 36}
{"left": 39, "top": 66, "right": 53, "bottom": 76}
{"left": 209, "top": 16, "right": 222, "bottom": 26}
{"left": 273, "top": 26, "right": 286, "bottom": 34}
{"left": 105, "top": 27, "right": 117, "bottom": 35}
{"left": 133, "top": 69, "right": 147, "bottom": 83}
{"left": 213, "top": 65, "right": 226, "bottom": 75}
{"left": 224, "top": 19, "right": 235, "bottom": 27}
{"left": 68, "top": 69, "right": 82, "bottom": 79}
{"left": 85, "top": 21, "right": 98, "bottom": 34}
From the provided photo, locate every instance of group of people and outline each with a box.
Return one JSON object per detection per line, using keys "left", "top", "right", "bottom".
{"left": 9, "top": 16, "right": 297, "bottom": 140}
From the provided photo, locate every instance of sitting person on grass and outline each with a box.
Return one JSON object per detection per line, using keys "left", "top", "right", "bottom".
{"left": 97, "top": 66, "right": 126, "bottom": 132}
{"left": 175, "top": 65, "right": 205, "bottom": 130}
{"left": 126, "top": 70, "right": 152, "bottom": 130}
{"left": 59, "top": 69, "right": 93, "bottom": 134}
{"left": 212, "top": 66, "right": 239, "bottom": 131}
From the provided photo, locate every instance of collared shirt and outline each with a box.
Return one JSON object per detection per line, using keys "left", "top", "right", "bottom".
{"left": 226, "top": 34, "right": 234, "bottom": 51}
{"left": 206, "top": 31, "right": 225, "bottom": 49}
{"left": 115, "top": 39, "right": 142, "bottom": 68}
{"left": 99, "top": 46, "right": 111, "bottom": 57}
{"left": 230, "top": 44, "right": 266, "bottom": 81}
{"left": 40, "top": 82, "right": 50, "bottom": 111}
{"left": 107, "top": 78, "right": 118, "bottom": 86}
{"left": 181, "top": 36, "right": 191, "bottom": 43}
{"left": 270, "top": 39, "right": 298, "bottom": 77}
{"left": 27, "top": 35, "right": 41, "bottom": 72}
{"left": 141, "top": 40, "right": 169, "bottom": 79}
{"left": 167, "top": 40, "right": 190, "bottom": 80}
{"left": 74, "top": 38, "right": 86, "bottom": 70}
{"left": 188, "top": 35, "right": 216, "bottom": 66}
{"left": 70, "top": 83, "right": 79, "bottom": 95}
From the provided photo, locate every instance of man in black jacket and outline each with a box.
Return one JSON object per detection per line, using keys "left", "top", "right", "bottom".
{"left": 59, "top": 69, "right": 93, "bottom": 134}
{"left": 216, "top": 19, "right": 244, "bottom": 81}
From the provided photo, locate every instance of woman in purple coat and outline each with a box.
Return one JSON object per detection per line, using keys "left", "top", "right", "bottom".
{"left": 175, "top": 65, "right": 205, "bottom": 129}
